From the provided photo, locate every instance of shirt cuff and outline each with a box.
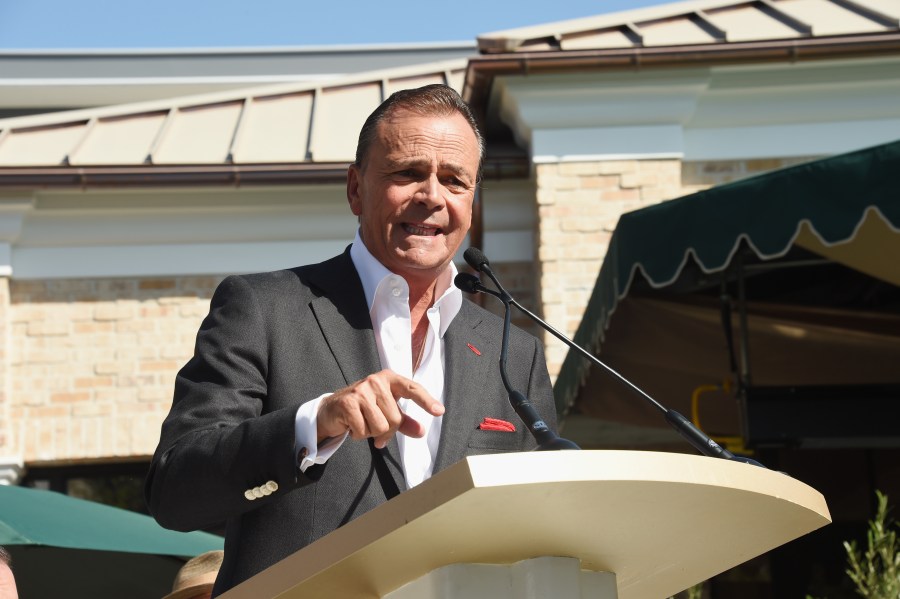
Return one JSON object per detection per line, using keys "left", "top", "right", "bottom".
{"left": 295, "top": 393, "right": 348, "bottom": 472}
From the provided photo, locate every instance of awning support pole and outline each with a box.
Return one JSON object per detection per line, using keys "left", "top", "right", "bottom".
{"left": 736, "top": 252, "right": 753, "bottom": 389}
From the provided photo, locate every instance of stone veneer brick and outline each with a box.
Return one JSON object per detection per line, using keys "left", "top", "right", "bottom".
{"left": 535, "top": 159, "right": 686, "bottom": 379}
{"left": 6, "top": 276, "right": 223, "bottom": 464}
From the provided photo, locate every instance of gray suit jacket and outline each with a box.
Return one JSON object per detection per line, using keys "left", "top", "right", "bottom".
{"left": 145, "top": 249, "right": 556, "bottom": 595}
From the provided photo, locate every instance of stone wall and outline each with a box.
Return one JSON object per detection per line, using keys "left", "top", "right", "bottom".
{"left": 534, "top": 159, "right": 685, "bottom": 376}
{"left": 6, "top": 276, "right": 222, "bottom": 464}
{"left": 682, "top": 157, "right": 819, "bottom": 188}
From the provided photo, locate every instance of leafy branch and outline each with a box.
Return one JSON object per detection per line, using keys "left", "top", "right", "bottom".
{"left": 844, "top": 490, "right": 900, "bottom": 599}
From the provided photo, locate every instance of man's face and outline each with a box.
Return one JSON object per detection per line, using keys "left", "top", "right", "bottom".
{"left": 0, "top": 562, "right": 18, "bottom": 599}
{"left": 347, "top": 110, "right": 480, "bottom": 288}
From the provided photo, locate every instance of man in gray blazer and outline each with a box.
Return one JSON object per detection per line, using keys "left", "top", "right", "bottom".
{"left": 146, "top": 84, "right": 557, "bottom": 596}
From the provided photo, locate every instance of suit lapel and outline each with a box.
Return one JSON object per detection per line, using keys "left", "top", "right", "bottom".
{"left": 306, "top": 250, "right": 405, "bottom": 490}
{"left": 434, "top": 301, "right": 496, "bottom": 473}
{"left": 307, "top": 254, "right": 380, "bottom": 388}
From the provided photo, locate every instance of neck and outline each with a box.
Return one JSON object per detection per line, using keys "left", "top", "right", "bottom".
{"left": 405, "top": 263, "right": 449, "bottom": 312}
{"left": 408, "top": 276, "right": 438, "bottom": 372}
{"left": 408, "top": 278, "right": 437, "bottom": 319}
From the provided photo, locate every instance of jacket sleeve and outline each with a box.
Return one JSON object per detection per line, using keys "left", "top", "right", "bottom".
{"left": 145, "top": 275, "right": 325, "bottom": 532}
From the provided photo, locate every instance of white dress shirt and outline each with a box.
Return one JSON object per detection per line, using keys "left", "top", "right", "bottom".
{"left": 294, "top": 231, "right": 463, "bottom": 487}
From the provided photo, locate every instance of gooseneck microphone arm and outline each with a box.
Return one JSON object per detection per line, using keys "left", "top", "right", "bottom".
{"left": 459, "top": 248, "right": 764, "bottom": 468}
{"left": 454, "top": 271, "right": 579, "bottom": 451}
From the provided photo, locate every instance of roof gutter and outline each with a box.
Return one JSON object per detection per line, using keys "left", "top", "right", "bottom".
{"left": 0, "top": 163, "right": 351, "bottom": 190}
{"left": 463, "top": 31, "right": 900, "bottom": 106}
{"left": 0, "top": 156, "right": 531, "bottom": 190}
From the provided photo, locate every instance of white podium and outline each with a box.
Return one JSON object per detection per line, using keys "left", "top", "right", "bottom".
{"left": 221, "top": 451, "right": 831, "bottom": 599}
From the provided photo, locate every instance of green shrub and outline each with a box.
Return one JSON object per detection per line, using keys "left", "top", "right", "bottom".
{"left": 844, "top": 491, "right": 900, "bottom": 599}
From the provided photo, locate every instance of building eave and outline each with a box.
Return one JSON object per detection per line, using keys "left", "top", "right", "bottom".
{"left": 0, "top": 163, "right": 350, "bottom": 190}
{"left": 464, "top": 31, "right": 900, "bottom": 108}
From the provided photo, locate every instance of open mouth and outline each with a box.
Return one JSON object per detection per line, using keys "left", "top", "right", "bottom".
{"left": 402, "top": 223, "right": 442, "bottom": 237}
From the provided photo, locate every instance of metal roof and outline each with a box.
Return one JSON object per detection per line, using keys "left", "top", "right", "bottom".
{"left": 477, "top": 0, "right": 899, "bottom": 53}
{"left": 0, "top": 0, "right": 898, "bottom": 173}
{"left": 0, "top": 59, "right": 466, "bottom": 168}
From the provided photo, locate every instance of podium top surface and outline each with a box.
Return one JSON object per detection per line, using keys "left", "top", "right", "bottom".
{"left": 222, "top": 450, "right": 831, "bottom": 599}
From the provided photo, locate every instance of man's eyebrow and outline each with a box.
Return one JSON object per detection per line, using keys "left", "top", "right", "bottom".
{"left": 385, "top": 157, "right": 475, "bottom": 180}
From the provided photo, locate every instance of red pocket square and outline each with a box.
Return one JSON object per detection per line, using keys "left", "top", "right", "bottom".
{"left": 478, "top": 417, "right": 516, "bottom": 432}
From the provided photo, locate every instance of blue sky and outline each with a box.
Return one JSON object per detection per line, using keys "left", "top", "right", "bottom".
{"left": 0, "top": 0, "right": 663, "bottom": 49}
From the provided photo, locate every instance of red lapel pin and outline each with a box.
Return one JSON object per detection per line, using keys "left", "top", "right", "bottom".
{"left": 466, "top": 343, "right": 481, "bottom": 356}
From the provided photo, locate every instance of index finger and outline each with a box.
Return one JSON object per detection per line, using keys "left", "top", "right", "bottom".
{"left": 384, "top": 371, "right": 445, "bottom": 417}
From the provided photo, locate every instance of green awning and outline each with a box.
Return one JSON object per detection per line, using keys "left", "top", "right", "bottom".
{"left": 1, "top": 484, "right": 224, "bottom": 598}
{"left": 555, "top": 139, "right": 900, "bottom": 419}
{"left": 0, "top": 484, "right": 222, "bottom": 555}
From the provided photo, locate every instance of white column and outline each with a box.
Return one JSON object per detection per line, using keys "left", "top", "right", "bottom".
{"left": 384, "top": 556, "right": 617, "bottom": 599}
{"left": 0, "top": 197, "right": 34, "bottom": 276}
{"left": 0, "top": 457, "right": 23, "bottom": 485}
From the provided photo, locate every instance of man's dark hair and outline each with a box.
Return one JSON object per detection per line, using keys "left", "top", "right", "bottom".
{"left": 354, "top": 84, "right": 485, "bottom": 181}
{"left": 0, "top": 546, "right": 10, "bottom": 568}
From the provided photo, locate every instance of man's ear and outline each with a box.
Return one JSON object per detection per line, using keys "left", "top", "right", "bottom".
{"left": 347, "top": 164, "right": 363, "bottom": 216}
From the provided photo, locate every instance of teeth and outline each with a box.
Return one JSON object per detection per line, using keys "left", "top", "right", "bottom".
{"left": 404, "top": 224, "right": 439, "bottom": 236}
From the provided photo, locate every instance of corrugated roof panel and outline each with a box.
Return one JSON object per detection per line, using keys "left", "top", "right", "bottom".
{"left": 69, "top": 112, "right": 167, "bottom": 165}
{"left": 513, "top": 40, "right": 560, "bottom": 52}
{"left": 152, "top": 101, "right": 242, "bottom": 164}
{"left": 0, "top": 123, "right": 85, "bottom": 166}
{"left": 231, "top": 93, "right": 313, "bottom": 164}
{"left": 858, "top": 0, "right": 900, "bottom": 20}
{"left": 446, "top": 69, "right": 466, "bottom": 92}
{"left": 705, "top": 4, "right": 805, "bottom": 41}
{"left": 476, "top": 0, "right": 898, "bottom": 53}
{"left": 561, "top": 28, "right": 638, "bottom": 50}
{"left": 773, "top": 0, "right": 889, "bottom": 35}
{"left": 385, "top": 73, "right": 448, "bottom": 97}
{"left": 309, "top": 82, "right": 382, "bottom": 163}
{"left": 638, "top": 15, "right": 721, "bottom": 46}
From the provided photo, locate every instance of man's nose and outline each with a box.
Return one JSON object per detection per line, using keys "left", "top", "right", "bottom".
{"left": 415, "top": 175, "right": 444, "bottom": 208}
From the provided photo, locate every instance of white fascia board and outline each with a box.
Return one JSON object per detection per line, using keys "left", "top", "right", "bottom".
{"left": 684, "top": 119, "right": 900, "bottom": 161}
{"left": 495, "top": 57, "right": 900, "bottom": 164}
{"left": 8, "top": 178, "right": 535, "bottom": 279}
{"left": 0, "top": 197, "right": 34, "bottom": 274}
{"left": 13, "top": 233, "right": 535, "bottom": 280}
{"left": 497, "top": 71, "right": 710, "bottom": 128}
{"left": 12, "top": 240, "right": 352, "bottom": 279}
{"left": 493, "top": 70, "right": 709, "bottom": 156}
{"left": 20, "top": 208, "right": 356, "bottom": 247}
{"left": 533, "top": 125, "right": 685, "bottom": 163}
{"left": 0, "top": 244, "right": 11, "bottom": 276}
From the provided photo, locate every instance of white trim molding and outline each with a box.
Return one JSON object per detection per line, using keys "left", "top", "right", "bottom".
{"left": 0, "top": 197, "right": 35, "bottom": 276}
{"left": 0, "top": 456, "right": 24, "bottom": 485}
{"left": 492, "top": 57, "right": 900, "bottom": 164}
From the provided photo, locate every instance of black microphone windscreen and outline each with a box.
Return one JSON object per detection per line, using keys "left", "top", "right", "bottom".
{"left": 454, "top": 273, "right": 481, "bottom": 294}
{"left": 463, "top": 247, "right": 490, "bottom": 272}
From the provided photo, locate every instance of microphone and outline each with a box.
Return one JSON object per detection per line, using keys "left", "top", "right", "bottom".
{"left": 453, "top": 272, "right": 484, "bottom": 295}
{"left": 454, "top": 274, "right": 579, "bottom": 451}
{"left": 458, "top": 248, "right": 765, "bottom": 468}
{"left": 463, "top": 247, "right": 491, "bottom": 274}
